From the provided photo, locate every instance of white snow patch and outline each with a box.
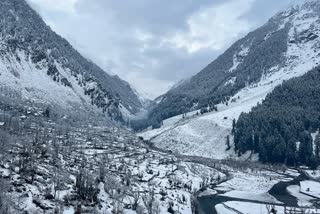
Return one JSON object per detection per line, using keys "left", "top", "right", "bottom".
{"left": 300, "top": 180, "right": 320, "bottom": 198}
{"left": 229, "top": 45, "right": 250, "bottom": 72}
{"left": 287, "top": 185, "right": 313, "bottom": 207}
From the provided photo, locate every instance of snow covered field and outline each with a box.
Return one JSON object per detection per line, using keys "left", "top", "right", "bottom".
{"left": 0, "top": 118, "right": 228, "bottom": 214}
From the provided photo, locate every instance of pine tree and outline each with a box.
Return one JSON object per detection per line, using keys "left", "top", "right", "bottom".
{"left": 315, "top": 132, "right": 320, "bottom": 159}
{"left": 226, "top": 135, "right": 231, "bottom": 151}
{"left": 232, "top": 119, "right": 236, "bottom": 134}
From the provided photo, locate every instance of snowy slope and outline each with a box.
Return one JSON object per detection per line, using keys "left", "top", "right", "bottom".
{"left": 140, "top": 0, "right": 320, "bottom": 159}
{"left": 0, "top": 0, "right": 143, "bottom": 122}
{"left": 0, "top": 51, "right": 88, "bottom": 109}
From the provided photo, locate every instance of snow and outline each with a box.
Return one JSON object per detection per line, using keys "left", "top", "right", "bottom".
{"left": 224, "top": 77, "right": 236, "bottom": 86}
{"left": 287, "top": 185, "right": 313, "bottom": 206}
{"left": 221, "top": 191, "right": 280, "bottom": 204}
{"left": 215, "top": 204, "right": 237, "bottom": 214}
{"left": 311, "top": 131, "right": 319, "bottom": 155}
{"left": 300, "top": 181, "right": 320, "bottom": 198}
{"left": 229, "top": 45, "right": 250, "bottom": 73}
{"left": 285, "top": 168, "right": 301, "bottom": 177}
{"left": 139, "top": 3, "right": 320, "bottom": 159}
{"left": 216, "top": 201, "right": 273, "bottom": 214}
{"left": 63, "top": 207, "right": 75, "bottom": 214}
{"left": 198, "top": 189, "right": 217, "bottom": 197}
{"left": 289, "top": 0, "right": 318, "bottom": 8}
{"left": 217, "top": 170, "right": 285, "bottom": 196}
{"left": 3, "top": 124, "right": 223, "bottom": 214}
{"left": 0, "top": 168, "right": 9, "bottom": 176}
{"left": 0, "top": 51, "right": 91, "bottom": 110}
{"left": 217, "top": 201, "right": 318, "bottom": 214}
{"left": 305, "top": 169, "right": 320, "bottom": 179}
{"left": 141, "top": 57, "right": 318, "bottom": 157}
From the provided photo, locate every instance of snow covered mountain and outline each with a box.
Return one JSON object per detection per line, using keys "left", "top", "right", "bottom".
{"left": 141, "top": 0, "right": 320, "bottom": 159}
{"left": 0, "top": 0, "right": 143, "bottom": 122}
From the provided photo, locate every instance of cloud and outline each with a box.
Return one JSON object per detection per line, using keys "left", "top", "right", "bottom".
{"left": 167, "top": 0, "right": 256, "bottom": 53}
{"left": 26, "top": 0, "right": 292, "bottom": 99}
{"left": 27, "top": 0, "right": 79, "bottom": 13}
{"left": 126, "top": 72, "right": 174, "bottom": 99}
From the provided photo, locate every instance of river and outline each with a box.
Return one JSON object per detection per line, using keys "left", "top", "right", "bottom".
{"left": 197, "top": 170, "right": 310, "bottom": 214}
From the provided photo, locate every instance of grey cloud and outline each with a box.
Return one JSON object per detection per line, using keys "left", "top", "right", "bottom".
{"left": 27, "top": 0, "right": 295, "bottom": 98}
{"left": 75, "top": 0, "right": 225, "bottom": 34}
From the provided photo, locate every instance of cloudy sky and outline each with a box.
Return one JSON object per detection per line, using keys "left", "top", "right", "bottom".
{"left": 26, "top": 0, "right": 292, "bottom": 99}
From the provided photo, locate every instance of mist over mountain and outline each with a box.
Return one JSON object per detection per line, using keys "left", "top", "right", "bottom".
{"left": 145, "top": 0, "right": 320, "bottom": 129}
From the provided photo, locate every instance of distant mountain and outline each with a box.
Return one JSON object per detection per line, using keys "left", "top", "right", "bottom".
{"left": 140, "top": 0, "right": 320, "bottom": 160}
{"left": 0, "top": 0, "right": 143, "bottom": 122}
{"left": 147, "top": 0, "right": 320, "bottom": 127}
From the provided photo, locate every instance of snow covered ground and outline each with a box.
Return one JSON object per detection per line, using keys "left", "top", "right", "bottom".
{"left": 2, "top": 107, "right": 320, "bottom": 213}
{"left": 0, "top": 51, "right": 89, "bottom": 109}
{"left": 300, "top": 181, "right": 320, "bottom": 198}
{"left": 0, "top": 116, "right": 228, "bottom": 214}
{"left": 198, "top": 166, "right": 320, "bottom": 214}
{"left": 215, "top": 201, "right": 319, "bottom": 214}
{"left": 287, "top": 185, "right": 314, "bottom": 207}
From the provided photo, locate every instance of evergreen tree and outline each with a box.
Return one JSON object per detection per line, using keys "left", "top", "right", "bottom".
{"left": 226, "top": 135, "right": 231, "bottom": 151}
{"left": 234, "top": 67, "right": 320, "bottom": 167}
{"left": 232, "top": 119, "right": 236, "bottom": 135}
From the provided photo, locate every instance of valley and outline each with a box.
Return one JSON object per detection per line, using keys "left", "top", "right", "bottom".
{"left": 1, "top": 0, "right": 320, "bottom": 213}
{"left": 1, "top": 105, "right": 320, "bottom": 213}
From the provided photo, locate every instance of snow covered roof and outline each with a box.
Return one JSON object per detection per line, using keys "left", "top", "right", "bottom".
{"left": 0, "top": 122, "right": 5, "bottom": 126}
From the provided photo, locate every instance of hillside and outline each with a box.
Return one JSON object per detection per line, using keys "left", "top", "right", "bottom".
{"left": 140, "top": 0, "right": 320, "bottom": 159}
{"left": 235, "top": 67, "right": 320, "bottom": 167}
{"left": 146, "top": 0, "right": 320, "bottom": 128}
{"left": 0, "top": 0, "right": 143, "bottom": 122}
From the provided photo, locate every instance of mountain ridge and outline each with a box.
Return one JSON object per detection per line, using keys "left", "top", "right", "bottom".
{"left": 0, "top": 0, "right": 143, "bottom": 122}
{"left": 140, "top": 0, "right": 320, "bottom": 159}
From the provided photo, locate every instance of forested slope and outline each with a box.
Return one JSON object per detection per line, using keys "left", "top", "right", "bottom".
{"left": 0, "top": 0, "right": 143, "bottom": 122}
{"left": 143, "top": 0, "right": 320, "bottom": 130}
{"left": 234, "top": 67, "right": 320, "bottom": 167}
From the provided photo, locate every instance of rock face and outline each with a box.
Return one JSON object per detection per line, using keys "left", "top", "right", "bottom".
{"left": 141, "top": 0, "right": 320, "bottom": 159}
{"left": 148, "top": 0, "right": 320, "bottom": 126}
{"left": 0, "top": 0, "right": 143, "bottom": 121}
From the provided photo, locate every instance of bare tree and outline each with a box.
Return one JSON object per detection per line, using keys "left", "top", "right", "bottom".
{"left": 142, "top": 187, "right": 160, "bottom": 214}
{"left": 132, "top": 192, "right": 140, "bottom": 211}
{"left": 190, "top": 194, "right": 199, "bottom": 214}
{"left": 111, "top": 199, "right": 123, "bottom": 214}
{"left": 0, "top": 179, "right": 12, "bottom": 214}
{"left": 0, "top": 130, "right": 9, "bottom": 166}
{"left": 266, "top": 205, "right": 277, "bottom": 214}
